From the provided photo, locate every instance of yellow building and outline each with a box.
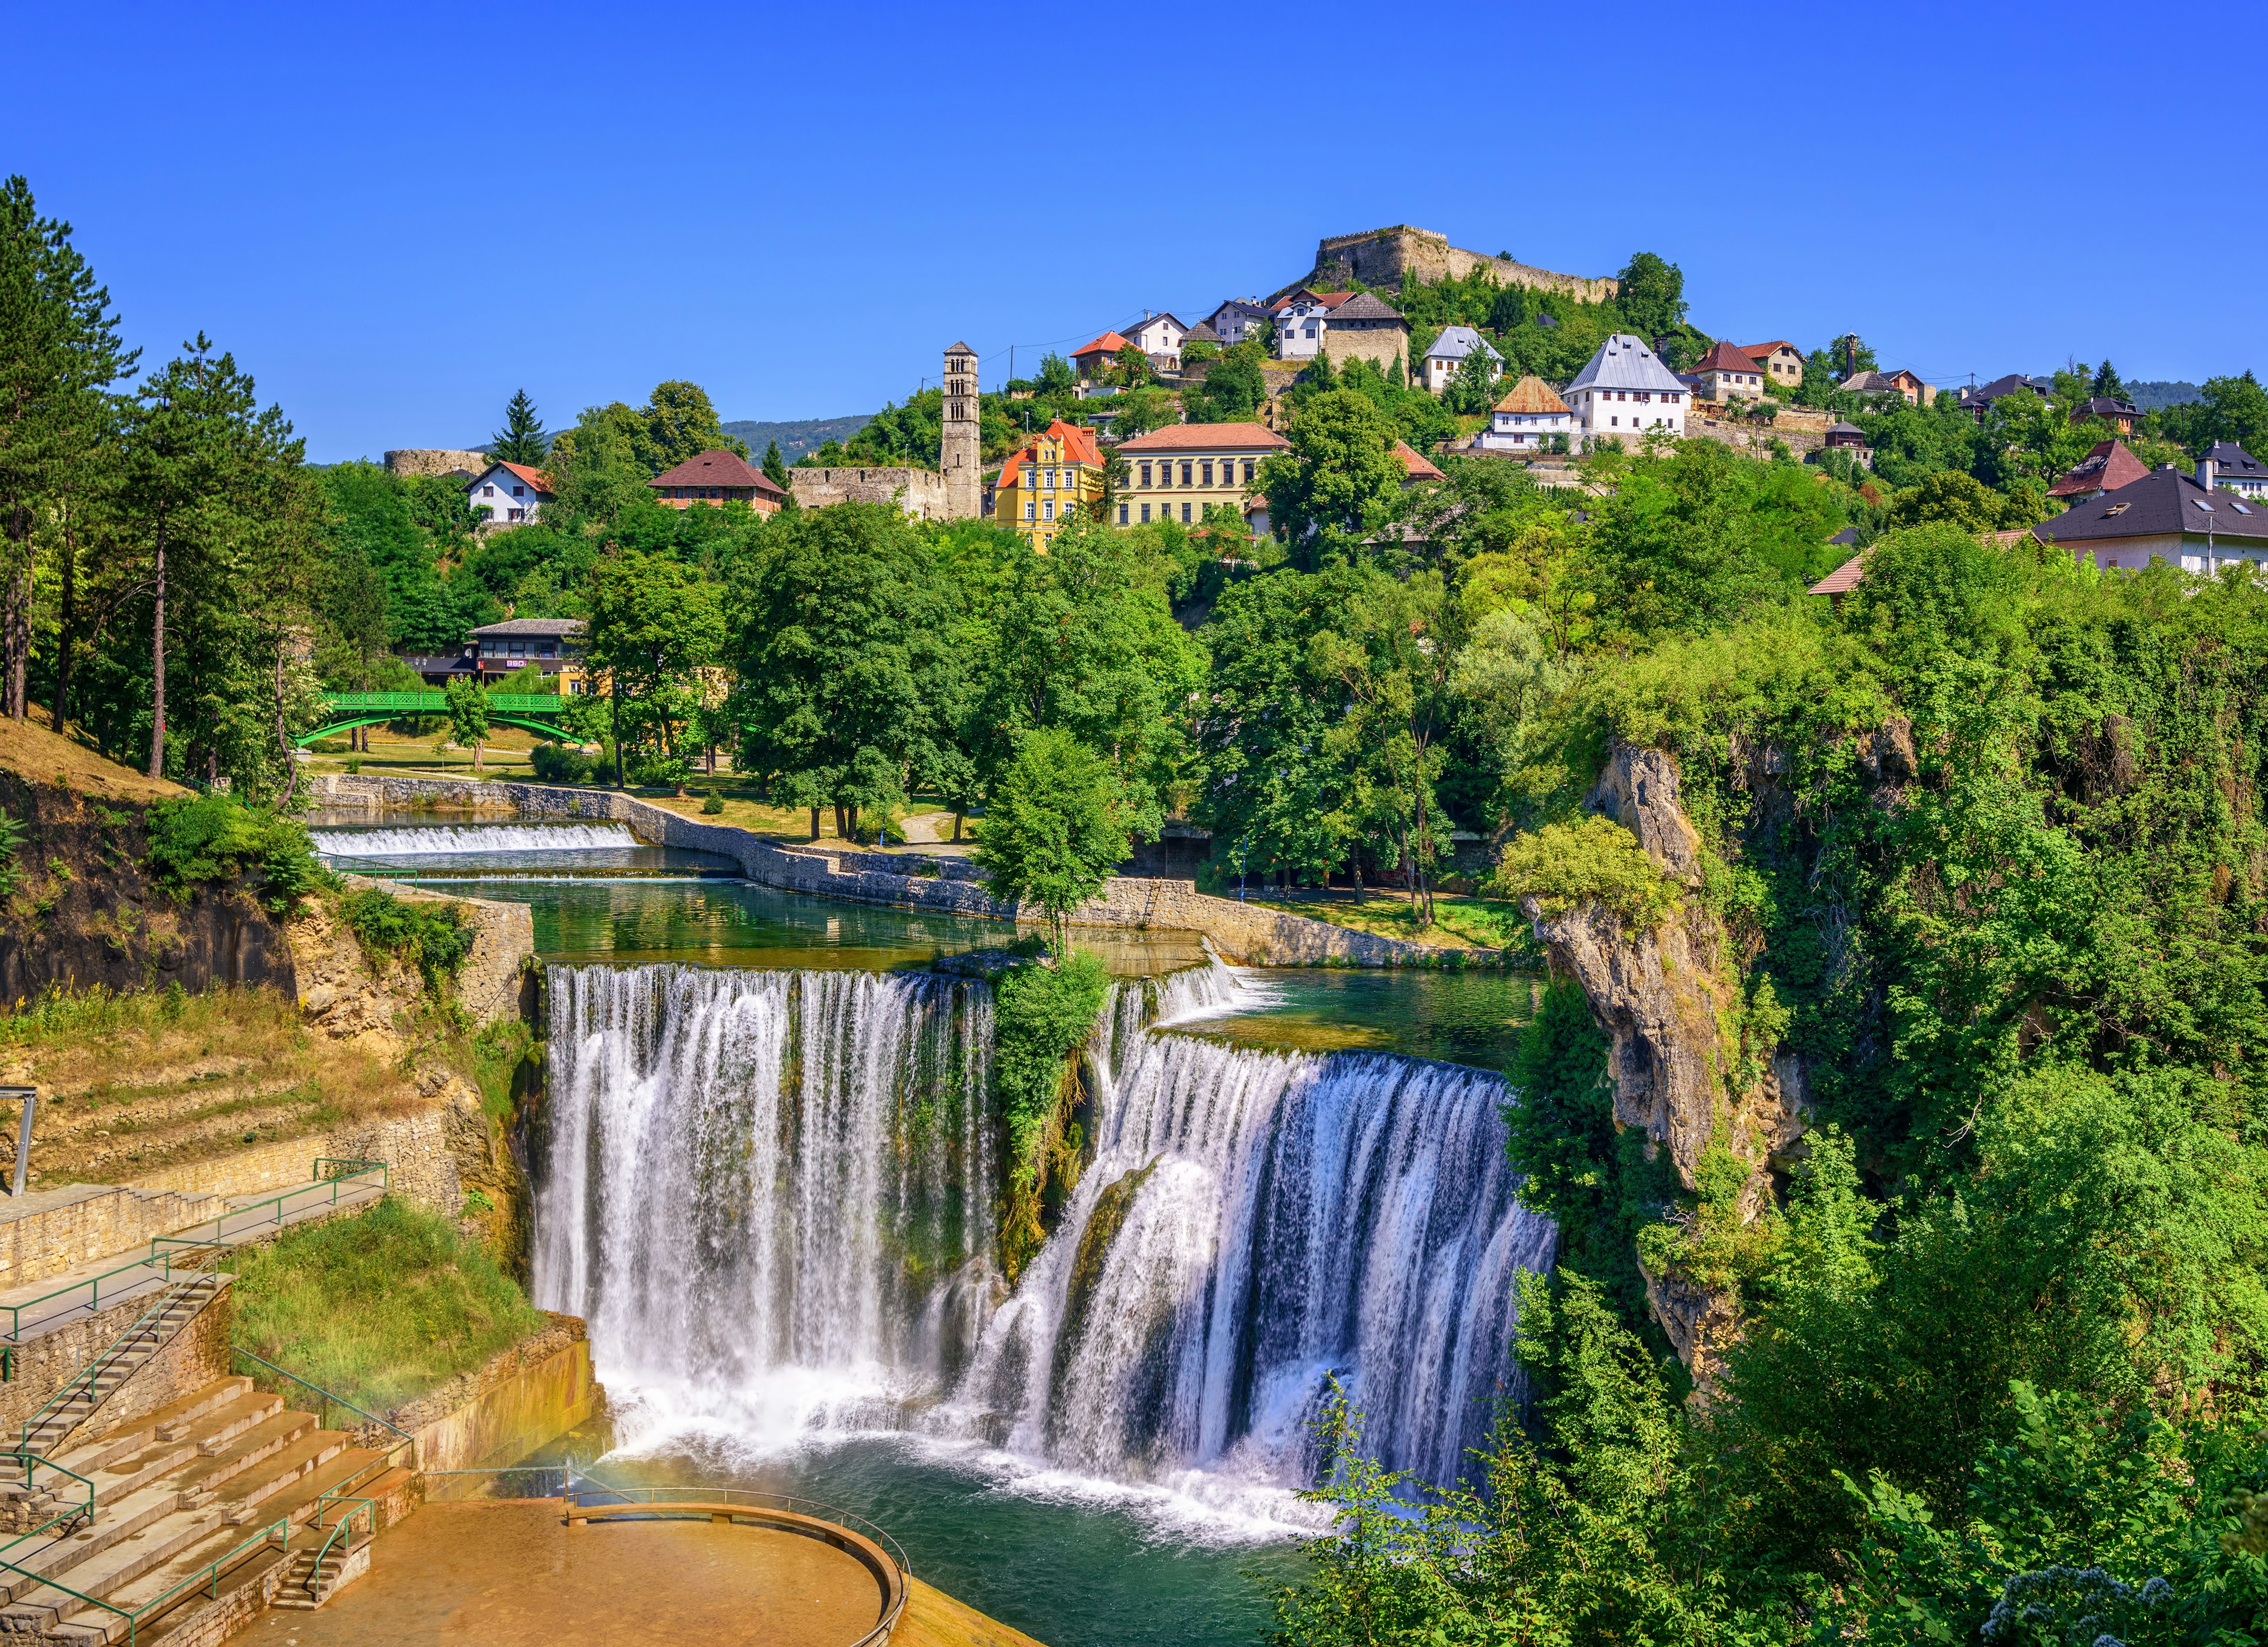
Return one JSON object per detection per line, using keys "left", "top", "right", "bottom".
{"left": 993, "top": 419, "right": 1106, "bottom": 552}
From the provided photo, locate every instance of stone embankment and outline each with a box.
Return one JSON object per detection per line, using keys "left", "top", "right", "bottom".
{"left": 386, "top": 1313, "right": 601, "bottom": 1496}
{"left": 309, "top": 772, "right": 1455, "bottom": 966}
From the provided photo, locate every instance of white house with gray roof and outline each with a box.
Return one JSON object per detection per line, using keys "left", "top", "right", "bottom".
{"left": 1421, "top": 326, "right": 1504, "bottom": 395}
{"left": 1564, "top": 334, "right": 1689, "bottom": 446}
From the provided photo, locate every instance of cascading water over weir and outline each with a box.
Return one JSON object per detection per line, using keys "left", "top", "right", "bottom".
{"left": 534, "top": 958, "right": 1557, "bottom": 1512}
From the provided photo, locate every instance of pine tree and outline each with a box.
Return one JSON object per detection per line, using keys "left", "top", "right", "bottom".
{"left": 491, "top": 389, "right": 547, "bottom": 464}
{"left": 2092, "top": 360, "right": 2127, "bottom": 400}
{"left": 762, "top": 439, "right": 788, "bottom": 490}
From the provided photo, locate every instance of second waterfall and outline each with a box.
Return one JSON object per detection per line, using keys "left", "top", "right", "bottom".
{"left": 535, "top": 961, "right": 1556, "bottom": 1504}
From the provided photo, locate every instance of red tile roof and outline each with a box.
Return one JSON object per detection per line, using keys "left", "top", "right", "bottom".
{"left": 2048, "top": 439, "right": 2152, "bottom": 498}
{"left": 997, "top": 420, "right": 1104, "bottom": 491}
{"left": 1741, "top": 341, "right": 1796, "bottom": 360}
{"left": 1116, "top": 422, "right": 1291, "bottom": 453}
{"left": 468, "top": 460, "right": 555, "bottom": 495}
{"left": 1808, "top": 550, "right": 1870, "bottom": 596}
{"left": 1695, "top": 341, "right": 1767, "bottom": 374}
{"left": 1393, "top": 441, "right": 1445, "bottom": 482}
{"left": 1072, "top": 331, "right": 1133, "bottom": 359}
{"left": 648, "top": 449, "right": 786, "bottom": 498}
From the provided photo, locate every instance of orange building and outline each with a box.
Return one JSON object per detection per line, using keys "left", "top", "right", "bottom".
{"left": 994, "top": 420, "right": 1104, "bottom": 552}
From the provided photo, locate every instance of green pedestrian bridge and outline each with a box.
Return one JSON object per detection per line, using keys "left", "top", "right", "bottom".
{"left": 297, "top": 691, "right": 575, "bottom": 746}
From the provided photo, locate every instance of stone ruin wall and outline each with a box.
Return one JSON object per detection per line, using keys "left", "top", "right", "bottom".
{"left": 1311, "top": 226, "right": 1619, "bottom": 305}
{"left": 787, "top": 467, "right": 953, "bottom": 519}
{"left": 384, "top": 449, "right": 489, "bottom": 478}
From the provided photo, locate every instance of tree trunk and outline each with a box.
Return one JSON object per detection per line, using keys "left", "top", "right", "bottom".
{"left": 848, "top": 804, "right": 861, "bottom": 842}
{"left": 274, "top": 638, "right": 298, "bottom": 810}
{"left": 611, "top": 672, "right": 624, "bottom": 788}
{"left": 148, "top": 537, "right": 167, "bottom": 780}
{"left": 473, "top": 739, "right": 483, "bottom": 772}
{"left": 833, "top": 801, "right": 848, "bottom": 840}
{"left": 952, "top": 811, "right": 963, "bottom": 843}
{"left": 55, "top": 524, "right": 76, "bottom": 734}
{"left": 4, "top": 500, "right": 27, "bottom": 722}
{"left": 809, "top": 807, "right": 821, "bottom": 842}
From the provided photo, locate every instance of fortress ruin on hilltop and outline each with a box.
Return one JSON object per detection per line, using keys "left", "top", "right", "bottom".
{"left": 1280, "top": 225, "right": 1619, "bottom": 305}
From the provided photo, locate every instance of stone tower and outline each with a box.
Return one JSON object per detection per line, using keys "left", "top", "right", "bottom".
{"left": 941, "top": 341, "right": 980, "bottom": 520}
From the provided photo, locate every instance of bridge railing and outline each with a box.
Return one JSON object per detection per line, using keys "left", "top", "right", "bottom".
{"left": 320, "top": 692, "right": 568, "bottom": 714}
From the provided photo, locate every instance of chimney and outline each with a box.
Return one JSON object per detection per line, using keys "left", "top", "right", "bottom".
{"left": 2199, "top": 455, "right": 2218, "bottom": 494}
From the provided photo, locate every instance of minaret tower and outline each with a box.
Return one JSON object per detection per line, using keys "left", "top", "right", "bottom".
{"left": 942, "top": 341, "right": 980, "bottom": 520}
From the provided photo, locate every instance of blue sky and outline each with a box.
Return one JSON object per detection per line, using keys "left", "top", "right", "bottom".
{"left": 5, "top": 1, "right": 2259, "bottom": 462}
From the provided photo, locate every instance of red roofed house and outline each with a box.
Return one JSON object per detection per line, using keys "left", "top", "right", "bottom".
{"left": 1741, "top": 342, "right": 1806, "bottom": 391}
{"left": 1071, "top": 332, "right": 1135, "bottom": 380}
{"left": 647, "top": 449, "right": 786, "bottom": 514}
{"left": 995, "top": 419, "right": 1106, "bottom": 553}
{"left": 2049, "top": 439, "right": 2152, "bottom": 506}
{"left": 465, "top": 461, "right": 555, "bottom": 528}
{"left": 1271, "top": 289, "right": 1356, "bottom": 360}
{"left": 1692, "top": 341, "right": 1770, "bottom": 401}
{"left": 1113, "top": 422, "right": 1289, "bottom": 533}
{"left": 1393, "top": 441, "right": 1445, "bottom": 484}
{"left": 1477, "top": 376, "right": 1573, "bottom": 452}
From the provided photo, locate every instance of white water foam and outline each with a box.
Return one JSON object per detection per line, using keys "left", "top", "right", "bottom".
{"left": 535, "top": 960, "right": 1555, "bottom": 1540}
{"left": 314, "top": 823, "right": 641, "bottom": 855}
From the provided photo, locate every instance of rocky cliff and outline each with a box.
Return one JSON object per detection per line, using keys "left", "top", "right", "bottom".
{"left": 1522, "top": 743, "right": 1808, "bottom": 1384}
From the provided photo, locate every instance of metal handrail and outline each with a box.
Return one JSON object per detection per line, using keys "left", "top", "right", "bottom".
{"left": 321, "top": 692, "right": 567, "bottom": 713}
{"left": 230, "top": 1348, "right": 413, "bottom": 1453}
{"left": 17, "top": 1269, "right": 219, "bottom": 1455}
{"left": 0, "top": 1454, "right": 96, "bottom": 1544}
{"left": 305, "top": 1494, "right": 376, "bottom": 1597}
{"left": 0, "top": 1544, "right": 129, "bottom": 1630}
{"left": 562, "top": 1483, "right": 911, "bottom": 1647}
{"left": 312, "top": 1159, "right": 389, "bottom": 1187}
{"left": 147, "top": 1162, "right": 387, "bottom": 1258}
{"left": 0, "top": 1251, "right": 179, "bottom": 1345}
{"left": 120, "top": 1516, "right": 290, "bottom": 1641}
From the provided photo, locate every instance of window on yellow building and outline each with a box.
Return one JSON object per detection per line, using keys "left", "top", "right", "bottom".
{"left": 1140, "top": 463, "right": 1152, "bottom": 487}
{"left": 1201, "top": 461, "right": 1213, "bottom": 486}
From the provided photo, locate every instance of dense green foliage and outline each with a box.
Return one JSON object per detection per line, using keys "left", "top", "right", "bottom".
{"left": 142, "top": 794, "right": 322, "bottom": 914}
{"left": 338, "top": 886, "right": 474, "bottom": 992}
{"left": 975, "top": 726, "right": 1132, "bottom": 951}
{"left": 230, "top": 1196, "right": 546, "bottom": 1411}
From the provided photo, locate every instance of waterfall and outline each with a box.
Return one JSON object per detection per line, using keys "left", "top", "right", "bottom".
{"left": 314, "top": 822, "right": 640, "bottom": 855}
{"left": 537, "top": 964, "right": 996, "bottom": 1442}
{"left": 535, "top": 958, "right": 1555, "bottom": 1506}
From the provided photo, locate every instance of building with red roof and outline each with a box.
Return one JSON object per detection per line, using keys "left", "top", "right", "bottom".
{"left": 1113, "top": 422, "right": 1288, "bottom": 533}
{"left": 2049, "top": 439, "right": 2152, "bottom": 505}
{"left": 464, "top": 460, "right": 556, "bottom": 528}
{"left": 1071, "top": 332, "right": 1135, "bottom": 380}
{"left": 647, "top": 449, "right": 786, "bottom": 514}
{"left": 995, "top": 420, "right": 1106, "bottom": 553}
{"left": 1692, "top": 341, "right": 1770, "bottom": 401}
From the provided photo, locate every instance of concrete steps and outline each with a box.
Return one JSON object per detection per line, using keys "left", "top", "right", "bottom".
{"left": 0, "top": 1378, "right": 380, "bottom": 1642}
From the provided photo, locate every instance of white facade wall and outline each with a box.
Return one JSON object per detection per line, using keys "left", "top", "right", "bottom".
{"left": 466, "top": 465, "right": 544, "bottom": 525}
{"left": 1572, "top": 386, "right": 1686, "bottom": 442}
{"left": 1476, "top": 409, "right": 1573, "bottom": 451}
{"left": 1425, "top": 349, "right": 1503, "bottom": 394}
{"left": 1700, "top": 367, "right": 1767, "bottom": 399}
{"left": 1273, "top": 296, "right": 1332, "bottom": 358}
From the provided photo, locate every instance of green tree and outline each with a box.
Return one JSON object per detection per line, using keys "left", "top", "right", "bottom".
{"left": 2157, "top": 369, "right": 2268, "bottom": 456}
{"left": 2090, "top": 359, "right": 2126, "bottom": 399}
{"left": 443, "top": 674, "right": 490, "bottom": 771}
{"left": 1615, "top": 250, "right": 1688, "bottom": 338}
{"left": 584, "top": 547, "right": 724, "bottom": 790}
{"left": 0, "top": 174, "right": 135, "bottom": 723}
{"left": 489, "top": 389, "right": 546, "bottom": 464}
{"left": 761, "top": 439, "right": 788, "bottom": 491}
{"left": 728, "top": 500, "right": 956, "bottom": 837}
{"left": 1188, "top": 340, "right": 1266, "bottom": 423}
{"left": 1257, "top": 389, "right": 1405, "bottom": 559}
{"left": 975, "top": 725, "right": 1130, "bottom": 953}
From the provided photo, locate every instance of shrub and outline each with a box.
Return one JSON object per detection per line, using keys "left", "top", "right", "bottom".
{"left": 143, "top": 795, "right": 324, "bottom": 915}
{"left": 0, "top": 807, "right": 24, "bottom": 901}
{"left": 229, "top": 1196, "right": 545, "bottom": 1412}
{"left": 1491, "top": 813, "right": 1681, "bottom": 931}
{"left": 339, "top": 886, "right": 475, "bottom": 992}
{"left": 627, "top": 752, "right": 689, "bottom": 790}
{"left": 700, "top": 789, "right": 724, "bottom": 814}
{"left": 530, "top": 742, "right": 603, "bottom": 785}
{"left": 991, "top": 950, "right": 1110, "bottom": 1188}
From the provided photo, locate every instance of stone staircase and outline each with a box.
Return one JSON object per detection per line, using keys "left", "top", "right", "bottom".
{"left": 0, "top": 1273, "right": 224, "bottom": 1509}
{"left": 0, "top": 1376, "right": 410, "bottom": 1641}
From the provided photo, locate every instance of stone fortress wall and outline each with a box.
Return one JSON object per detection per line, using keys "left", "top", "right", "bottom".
{"left": 383, "top": 449, "right": 490, "bottom": 478}
{"left": 787, "top": 467, "right": 952, "bottom": 518}
{"left": 1305, "top": 225, "right": 1619, "bottom": 305}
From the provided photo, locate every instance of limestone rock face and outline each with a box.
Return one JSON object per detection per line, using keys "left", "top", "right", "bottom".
{"left": 1524, "top": 740, "right": 1813, "bottom": 1381}
{"left": 1529, "top": 897, "right": 1726, "bottom": 1188}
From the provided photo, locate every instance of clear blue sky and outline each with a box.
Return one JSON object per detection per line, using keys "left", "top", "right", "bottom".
{"left": 5, "top": 1, "right": 2257, "bottom": 463}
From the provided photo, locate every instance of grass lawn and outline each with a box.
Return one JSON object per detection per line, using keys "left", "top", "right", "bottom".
{"left": 1240, "top": 890, "right": 1527, "bottom": 952}
{"left": 230, "top": 1196, "right": 546, "bottom": 1413}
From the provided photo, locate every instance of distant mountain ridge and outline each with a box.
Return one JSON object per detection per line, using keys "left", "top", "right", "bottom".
{"left": 720, "top": 415, "right": 872, "bottom": 462}
{"left": 2127, "top": 381, "right": 2201, "bottom": 411}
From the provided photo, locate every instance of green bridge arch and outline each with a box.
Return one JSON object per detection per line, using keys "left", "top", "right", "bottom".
{"left": 298, "top": 691, "right": 576, "bottom": 748}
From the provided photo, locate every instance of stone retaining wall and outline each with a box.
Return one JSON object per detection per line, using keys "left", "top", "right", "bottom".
{"left": 786, "top": 466, "right": 951, "bottom": 518}
{"left": 390, "top": 1314, "right": 600, "bottom": 1496}
{"left": 308, "top": 774, "right": 1456, "bottom": 966}
{"left": 0, "top": 1276, "right": 233, "bottom": 1441}
{"left": 0, "top": 1185, "right": 230, "bottom": 1290}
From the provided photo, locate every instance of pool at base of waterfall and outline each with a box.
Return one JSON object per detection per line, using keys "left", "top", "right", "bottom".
{"left": 563, "top": 1426, "right": 1309, "bottom": 1647}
